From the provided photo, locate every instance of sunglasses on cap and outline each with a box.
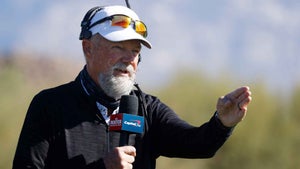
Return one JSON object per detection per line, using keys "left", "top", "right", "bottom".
{"left": 88, "top": 14, "right": 148, "bottom": 38}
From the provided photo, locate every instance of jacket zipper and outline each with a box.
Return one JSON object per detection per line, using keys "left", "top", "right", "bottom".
{"left": 106, "top": 124, "right": 110, "bottom": 152}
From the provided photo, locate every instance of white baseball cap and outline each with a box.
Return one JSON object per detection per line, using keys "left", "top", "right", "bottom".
{"left": 87, "top": 5, "right": 152, "bottom": 49}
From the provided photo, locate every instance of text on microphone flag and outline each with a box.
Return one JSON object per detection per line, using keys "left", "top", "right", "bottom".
{"left": 109, "top": 113, "right": 144, "bottom": 134}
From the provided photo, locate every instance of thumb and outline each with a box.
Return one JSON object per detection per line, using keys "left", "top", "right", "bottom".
{"left": 122, "top": 146, "right": 136, "bottom": 157}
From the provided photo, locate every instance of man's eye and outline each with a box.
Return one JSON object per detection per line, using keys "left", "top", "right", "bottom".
{"left": 132, "top": 50, "right": 140, "bottom": 55}
{"left": 113, "top": 46, "right": 123, "bottom": 50}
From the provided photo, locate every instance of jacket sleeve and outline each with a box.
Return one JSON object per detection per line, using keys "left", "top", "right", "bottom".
{"left": 13, "top": 93, "right": 51, "bottom": 169}
{"left": 149, "top": 97, "right": 234, "bottom": 159}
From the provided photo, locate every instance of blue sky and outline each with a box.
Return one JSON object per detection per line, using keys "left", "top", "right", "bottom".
{"left": 1, "top": 0, "right": 300, "bottom": 95}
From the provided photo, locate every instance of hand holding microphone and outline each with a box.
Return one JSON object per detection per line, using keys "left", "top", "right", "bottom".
{"left": 103, "top": 146, "right": 136, "bottom": 169}
{"left": 103, "top": 95, "right": 144, "bottom": 169}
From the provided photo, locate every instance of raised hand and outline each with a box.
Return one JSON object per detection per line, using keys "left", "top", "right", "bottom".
{"left": 216, "top": 86, "right": 252, "bottom": 127}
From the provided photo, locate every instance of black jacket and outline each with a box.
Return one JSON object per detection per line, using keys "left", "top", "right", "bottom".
{"left": 13, "top": 74, "right": 233, "bottom": 169}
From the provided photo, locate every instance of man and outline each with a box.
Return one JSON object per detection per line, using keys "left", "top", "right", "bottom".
{"left": 13, "top": 5, "right": 252, "bottom": 169}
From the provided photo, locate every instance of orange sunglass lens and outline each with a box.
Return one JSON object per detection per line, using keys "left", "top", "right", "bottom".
{"left": 111, "top": 16, "right": 131, "bottom": 28}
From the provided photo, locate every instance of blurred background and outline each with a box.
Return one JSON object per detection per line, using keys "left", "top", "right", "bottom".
{"left": 1, "top": 0, "right": 299, "bottom": 168}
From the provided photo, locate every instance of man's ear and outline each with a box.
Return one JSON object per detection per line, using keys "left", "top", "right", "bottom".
{"left": 82, "top": 39, "right": 92, "bottom": 58}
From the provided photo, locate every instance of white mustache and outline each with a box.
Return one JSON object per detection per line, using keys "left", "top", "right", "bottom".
{"left": 112, "top": 63, "right": 136, "bottom": 75}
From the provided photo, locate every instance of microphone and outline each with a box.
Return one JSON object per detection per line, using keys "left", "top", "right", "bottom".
{"left": 109, "top": 95, "right": 144, "bottom": 146}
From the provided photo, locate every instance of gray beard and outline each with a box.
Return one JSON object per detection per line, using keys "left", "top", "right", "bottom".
{"left": 98, "top": 63, "right": 136, "bottom": 100}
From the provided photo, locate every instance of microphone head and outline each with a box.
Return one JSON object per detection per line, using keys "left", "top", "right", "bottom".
{"left": 109, "top": 95, "right": 144, "bottom": 134}
{"left": 119, "top": 95, "right": 138, "bottom": 115}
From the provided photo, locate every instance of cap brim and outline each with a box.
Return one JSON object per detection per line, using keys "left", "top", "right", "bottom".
{"left": 91, "top": 23, "right": 152, "bottom": 49}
